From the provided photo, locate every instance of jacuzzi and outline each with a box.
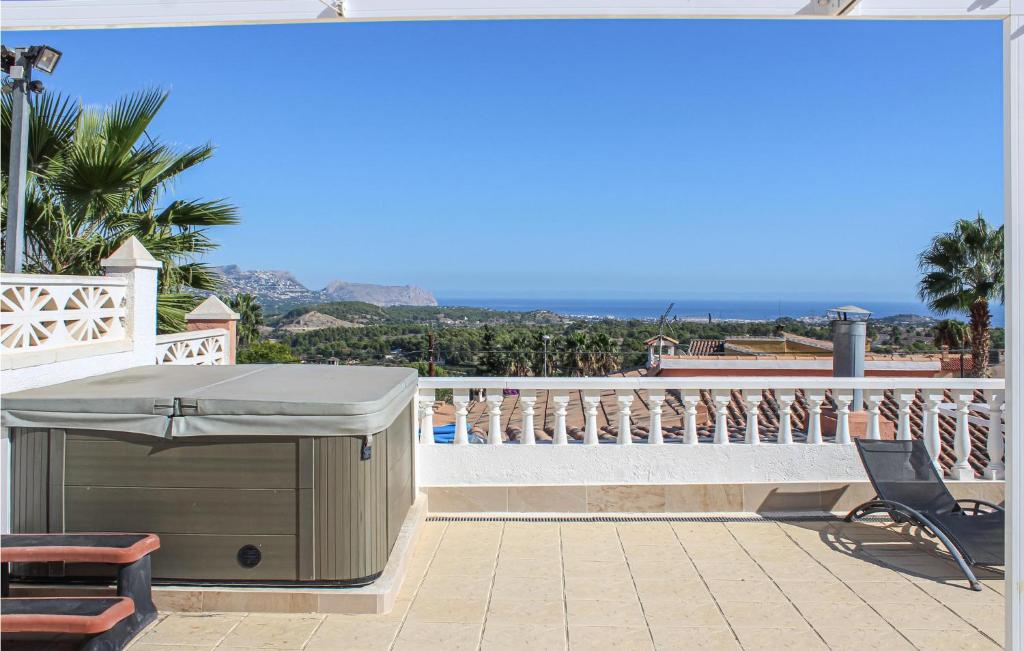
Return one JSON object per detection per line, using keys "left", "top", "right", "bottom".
{"left": 1, "top": 364, "right": 417, "bottom": 586}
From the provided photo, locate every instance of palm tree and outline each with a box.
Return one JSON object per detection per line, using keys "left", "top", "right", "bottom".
{"left": 932, "top": 319, "right": 971, "bottom": 351}
{"left": 590, "top": 332, "right": 619, "bottom": 375}
{"left": 918, "top": 214, "right": 1004, "bottom": 377}
{"left": 228, "top": 293, "right": 265, "bottom": 348}
{"left": 1, "top": 89, "right": 239, "bottom": 333}
{"left": 559, "top": 332, "right": 590, "bottom": 377}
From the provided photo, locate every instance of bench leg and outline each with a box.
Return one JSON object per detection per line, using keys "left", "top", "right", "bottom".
{"left": 81, "top": 614, "right": 136, "bottom": 651}
{"left": 116, "top": 555, "right": 158, "bottom": 635}
{"left": 2, "top": 563, "right": 9, "bottom": 597}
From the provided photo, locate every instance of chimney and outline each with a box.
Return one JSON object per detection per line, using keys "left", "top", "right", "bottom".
{"left": 829, "top": 305, "right": 871, "bottom": 411}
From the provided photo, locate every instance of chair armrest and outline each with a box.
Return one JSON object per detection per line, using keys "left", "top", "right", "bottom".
{"left": 955, "top": 499, "right": 1004, "bottom": 514}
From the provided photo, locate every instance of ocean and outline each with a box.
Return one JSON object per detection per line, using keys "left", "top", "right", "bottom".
{"left": 437, "top": 297, "right": 1007, "bottom": 327}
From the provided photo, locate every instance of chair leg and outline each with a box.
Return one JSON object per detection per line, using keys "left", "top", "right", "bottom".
{"left": 918, "top": 523, "right": 983, "bottom": 591}
{"left": 116, "top": 555, "right": 158, "bottom": 636}
{"left": 845, "top": 499, "right": 886, "bottom": 522}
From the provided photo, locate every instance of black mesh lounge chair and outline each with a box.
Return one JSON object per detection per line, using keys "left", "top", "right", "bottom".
{"left": 845, "top": 439, "right": 1004, "bottom": 591}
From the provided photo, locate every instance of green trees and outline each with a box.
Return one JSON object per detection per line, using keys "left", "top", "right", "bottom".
{"left": 1, "top": 89, "right": 238, "bottom": 333}
{"left": 228, "top": 293, "right": 265, "bottom": 348}
{"left": 918, "top": 214, "right": 1004, "bottom": 376}
{"left": 932, "top": 319, "right": 971, "bottom": 351}
{"left": 237, "top": 341, "right": 299, "bottom": 364}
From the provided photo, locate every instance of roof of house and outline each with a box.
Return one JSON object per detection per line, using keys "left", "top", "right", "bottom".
{"left": 644, "top": 335, "right": 679, "bottom": 346}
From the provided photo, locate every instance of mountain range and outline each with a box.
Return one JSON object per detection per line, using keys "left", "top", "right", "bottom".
{"left": 212, "top": 265, "right": 437, "bottom": 311}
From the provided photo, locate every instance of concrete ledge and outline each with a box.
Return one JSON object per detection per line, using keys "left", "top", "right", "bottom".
{"left": 424, "top": 481, "right": 1006, "bottom": 515}
{"left": 10, "top": 492, "right": 429, "bottom": 615}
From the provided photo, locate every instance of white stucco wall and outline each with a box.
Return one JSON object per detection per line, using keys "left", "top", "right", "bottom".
{"left": 417, "top": 443, "right": 868, "bottom": 486}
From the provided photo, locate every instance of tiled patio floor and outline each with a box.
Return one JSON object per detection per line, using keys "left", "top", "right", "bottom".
{"left": 129, "top": 519, "right": 1006, "bottom": 650}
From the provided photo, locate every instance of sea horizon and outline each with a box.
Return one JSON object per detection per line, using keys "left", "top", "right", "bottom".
{"left": 437, "top": 297, "right": 1007, "bottom": 327}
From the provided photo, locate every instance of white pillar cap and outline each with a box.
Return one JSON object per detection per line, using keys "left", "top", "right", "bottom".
{"left": 187, "top": 295, "right": 240, "bottom": 321}
{"left": 100, "top": 236, "right": 163, "bottom": 270}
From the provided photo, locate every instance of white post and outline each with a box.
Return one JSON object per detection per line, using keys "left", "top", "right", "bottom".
{"left": 985, "top": 389, "right": 1006, "bottom": 480}
{"left": 519, "top": 390, "right": 537, "bottom": 445}
{"left": 100, "top": 236, "right": 161, "bottom": 366}
{"left": 616, "top": 391, "right": 634, "bottom": 445}
{"left": 742, "top": 389, "right": 762, "bottom": 445}
{"left": 833, "top": 389, "right": 853, "bottom": 445}
{"left": 1004, "top": 11, "right": 1023, "bottom": 647}
{"left": 950, "top": 391, "right": 977, "bottom": 481}
{"left": 552, "top": 392, "right": 569, "bottom": 445}
{"left": 486, "top": 389, "right": 503, "bottom": 445}
{"left": 453, "top": 389, "right": 470, "bottom": 445}
{"left": 776, "top": 390, "right": 795, "bottom": 445}
{"left": 418, "top": 388, "right": 435, "bottom": 445}
{"left": 804, "top": 389, "right": 825, "bottom": 444}
{"left": 863, "top": 390, "right": 884, "bottom": 440}
{"left": 712, "top": 390, "right": 732, "bottom": 445}
{"left": 895, "top": 390, "right": 916, "bottom": 441}
{"left": 681, "top": 389, "right": 700, "bottom": 445}
{"left": 648, "top": 392, "right": 665, "bottom": 444}
{"left": 923, "top": 391, "right": 944, "bottom": 473}
{"left": 582, "top": 391, "right": 601, "bottom": 445}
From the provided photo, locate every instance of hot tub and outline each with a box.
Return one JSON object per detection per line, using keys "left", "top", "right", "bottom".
{"left": 2, "top": 365, "right": 417, "bottom": 586}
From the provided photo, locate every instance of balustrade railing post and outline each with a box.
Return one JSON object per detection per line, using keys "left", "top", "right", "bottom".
{"left": 552, "top": 392, "right": 569, "bottom": 445}
{"left": 486, "top": 389, "right": 504, "bottom": 445}
{"left": 804, "top": 390, "right": 825, "bottom": 444}
{"left": 418, "top": 388, "right": 435, "bottom": 445}
{"left": 583, "top": 391, "right": 601, "bottom": 445}
{"left": 984, "top": 389, "right": 1005, "bottom": 480}
{"left": 453, "top": 389, "right": 470, "bottom": 445}
{"left": 923, "top": 391, "right": 944, "bottom": 473}
{"left": 681, "top": 389, "right": 700, "bottom": 445}
{"left": 776, "top": 390, "right": 795, "bottom": 444}
{"left": 863, "top": 390, "right": 883, "bottom": 440}
{"left": 647, "top": 392, "right": 665, "bottom": 444}
{"left": 712, "top": 390, "right": 732, "bottom": 445}
{"left": 741, "top": 390, "right": 762, "bottom": 445}
{"left": 519, "top": 390, "right": 537, "bottom": 445}
{"left": 895, "top": 390, "right": 916, "bottom": 441}
{"left": 950, "top": 390, "right": 977, "bottom": 480}
{"left": 833, "top": 389, "right": 853, "bottom": 445}
{"left": 616, "top": 391, "right": 634, "bottom": 445}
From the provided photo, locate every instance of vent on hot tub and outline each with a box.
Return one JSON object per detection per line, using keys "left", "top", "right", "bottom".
{"left": 237, "top": 544, "right": 262, "bottom": 569}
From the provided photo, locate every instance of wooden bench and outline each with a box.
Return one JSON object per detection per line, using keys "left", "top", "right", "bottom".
{"left": 2, "top": 533, "right": 160, "bottom": 649}
{"left": 1, "top": 597, "right": 136, "bottom": 650}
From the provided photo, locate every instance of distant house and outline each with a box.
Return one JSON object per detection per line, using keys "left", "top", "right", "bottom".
{"left": 643, "top": 335, "right": 679, "bottom": 367}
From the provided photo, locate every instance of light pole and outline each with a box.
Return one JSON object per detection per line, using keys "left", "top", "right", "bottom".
{"left": 542, "top": 335, "right": 551, "bottom": 377}
{"left": 2, "top": 45, "right": 62, "bottom": 273}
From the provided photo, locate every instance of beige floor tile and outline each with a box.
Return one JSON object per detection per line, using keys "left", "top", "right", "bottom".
{"left": 491, "top": 574, "right": 564, "bottom": 600}
{"left": 731, "top": 627, "right": 828, "bottom": 650}
{"left": 772, "top": 579, "right": 861, "bottom": 604}
{"left": 562, "top": 546, "right": 625, "bottom": 562}
{"left": 486, "top": 598, "right": 566, "bottom": 628}
{"left": 139, "top": 613, "right": 243, "bottom": 646}
{"left": 428, "top": 556, "right": 497, "bottom": 577}
{"left": 627, "top": 559, "right": 699, "bottom": 580}
{"left": 755, "top": 561, "right": 837, "bottom": 582}
{"left": 481, "top": 624, "right": 568, "bottom": 651}
{"left": 634, "top": 578, "right": 716, "bottom": 605}
{"left": 304, "top": 619, "right": 400, "bottom": 651}
{"left": 496, "top": 556, "right": 563, "bottom": 578}
{"left": 564, "top": 576, "right": 640, "bottom": 601}
{"left": 900, "top": 629, "right": 1003, "bottom": 650}
{"left": 129, "top": 645, "right": 213, "bottom": 651}
{"left": 642, "top": 601, "right": 727, "bottom": 628}
{"left": 393, "top": 622, "right": 483, "bottom": 651}
{"left": 878, "top": 603, "right": 974, "bottom": 631}
{"left": 792, "top": 602, "right": 886, "bottom": 628}
{"left": 562, "top": 559, "right": 632, "bottom": 579}
{"left": 704, "top": 579, "right": 787, "bottom": 603}
{"left": 406, "top": 595, "right": 488, "bottom": 624}
{"left": 843, "top": 579, "right": 936, "bottom": 604}
{"left": 218, "top": 614, "right": 323, "bottom": 650}
{"left": 566, "top": 599, "right": 646, "bottom": 627}
{"left": 948, "top": 604, "right": 1006, "bottom": 640}
{"left": 813, "top": 626, "right": 915, "bottom": 651}
{"left": 417, "top": 574, "right": 493, "bottom": 600}
{"left": 716, "top": 602, "right": 809, "bottom": 630}
{"left": 648, "top": 626, "right": 740, "bottom": 650}
{"left": 910, "top": 578, "right": 1006, "bottom": 604}
{"left": 568, "top": 625, "right": 654, "bottom": 650}
{"left": 690, "top": 561, "right": 767, "bottom": 581}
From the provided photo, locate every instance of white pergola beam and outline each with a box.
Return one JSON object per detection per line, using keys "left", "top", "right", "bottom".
{"left": 0, "top": 0, "right": 1010, "bottom": 31}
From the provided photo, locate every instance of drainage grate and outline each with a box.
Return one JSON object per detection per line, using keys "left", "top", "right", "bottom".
{"left": 426, "top": 513, "right": 887, "bottom": 524}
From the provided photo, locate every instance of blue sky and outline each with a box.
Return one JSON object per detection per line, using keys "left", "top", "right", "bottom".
{"left": 14, "top": 19, "right": 1004, "bottom": 301}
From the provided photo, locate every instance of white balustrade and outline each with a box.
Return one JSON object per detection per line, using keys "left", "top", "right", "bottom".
{"left": 775, "top": 390, "right": 795, "bottom": 445}
{"left": 453, "top": 389, "right": 470, "bottom": 445}
{"left": 984, "top": 390, "right": 1006, "bottom": 480}
{"left": 647, "top": 392, "right": 665, "bottom": 445}
{"left": 583, "top": 391, "right": 601, "bottom": 445}
{"left": 552, "top": 392, "right": 569, "bottom": 445}
{"left": 923, "top": 391, "right": 944, "bottom": 472}
{"left": 711, "top": 390, "right": 732, "bottom": 445}
{"left": 895, "top": 389, "right": 916, "bottom": 441}
{"left": 681, "top": 389, "right": 700, "bottom": 445}
{"left": 949, "top": 390, "right": 976, "bottom": 480}
{"left": 154, "top": 329, "right": 229, "bottom": 366}
{"left": 804, "top": 390, "right": 825, "bottom": 444}
{"left": 519, "top": 390, "right": 536, "bottom": 445}
{"left": 418, "top": 388, "right": 435, "bottom": 445}
{"left": 1, "top": 274, "right": 128, "bottom": 354}
{"left": 863, "top": 390, "right": 884, "bottom": 440}
{"left": 616, "top": 391, "right": 634, "bottom": 445}
{"left": 832, "top": 389, "right": 853, "bottom": 445}
{"left": 742, "top": 389, "right": 762, "bottom": 445}
{"left": 486, "top": 390, "right": 504, "bottom": 445}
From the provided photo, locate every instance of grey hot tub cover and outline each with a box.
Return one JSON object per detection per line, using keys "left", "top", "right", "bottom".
{"left": 1, "top": 364, "right": 418, "bottom": 438}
